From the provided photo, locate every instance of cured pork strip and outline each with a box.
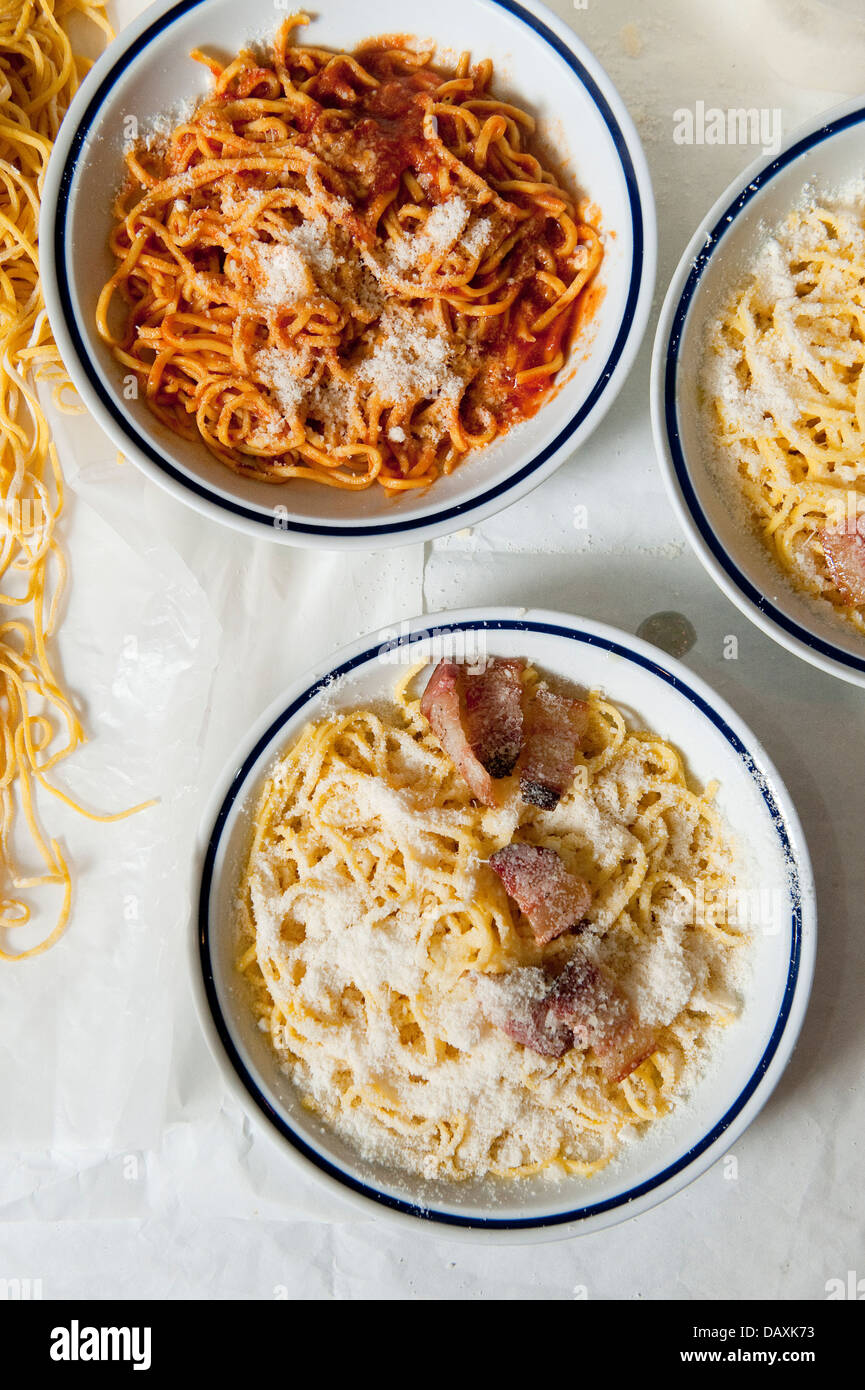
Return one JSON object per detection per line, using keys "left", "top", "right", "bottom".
{"left": 475, "top": 950, "right": 655, "bottom": 1082}
{"left": 547, "top": 953, "right": 656, "bottom": 1082}
{"left": 421, "top": 658, "right": 587, "bottom": 811}
{"left": 420, "top": 657, "right": 525, "bottom": 804}
{"left": 463, "top": 657, "right": 525, "bottom": 778}
{"left": 420, "top": 659, "right": 496, "bottom": 805}
{"left": 821, "top": 518, "right": 865, "bottom": 605}
{"left": 519, "top": 684, "right": 589, "bottom": 809}
{"left": 489, "top": 842, "right": 592, "bottom": 944}
{"left": 473, "top": 967, "right": 573, "bottom": 1058}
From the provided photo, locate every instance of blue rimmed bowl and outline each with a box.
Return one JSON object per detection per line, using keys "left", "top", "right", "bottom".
{"left": 42, "top": 0, "right": 655, "bottom": 549}
{"left": 651, "top": 97, "right": 865, "bottom": 687}
{"left": 193, "top": 607, "right": 815, "bottom": 1239}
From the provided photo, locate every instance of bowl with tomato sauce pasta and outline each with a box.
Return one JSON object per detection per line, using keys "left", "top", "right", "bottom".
{"left": 43, "top": 0, "right": 655, "bottom": 546}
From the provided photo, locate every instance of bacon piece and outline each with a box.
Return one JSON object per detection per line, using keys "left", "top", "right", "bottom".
{"left": 547, "top": 952, "right": 656, "bottom": 1082}
{"left": 473, "top": 967, "right": 573, "bottom": 1058}
{"left": 489, "top": 842, "right": 592, "bottom": 945}
{"left": 821, "top": 518, "right": 865, "bottom": 605}
{"left": 420, "top": 660, "right": 496, "bottom": 806}
{"left": 463, "top": 658, "right": 525, "bottom": 779}
{"left": 519, "top": 684, "right": 589, "bottom": 810}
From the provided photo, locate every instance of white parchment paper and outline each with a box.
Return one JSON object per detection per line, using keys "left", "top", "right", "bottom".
{"left": 1, "top": 0, "right": 863, "bottom": 1300}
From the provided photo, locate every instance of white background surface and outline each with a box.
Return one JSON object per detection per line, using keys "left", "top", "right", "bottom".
{"left": 1, "top": 0, "right": 863, "bottom": 1299}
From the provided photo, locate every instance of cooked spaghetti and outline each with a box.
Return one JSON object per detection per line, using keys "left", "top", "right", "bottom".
{"left": 97, "top": 14, "right": 603, "bottom": 494}
{"left": 0, "top": 0, "right": 154, "bottom": 962}
{"left": 702, "top": 193, "right": 865, "bottom": 631}
{"left": 237, "top": 665, "right": 745, "bottom": 1182}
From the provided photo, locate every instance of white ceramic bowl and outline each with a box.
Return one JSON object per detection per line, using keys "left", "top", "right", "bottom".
{"left": 194, "top": 607, "right": 815, "bottom": 1239}
{"left": 651, "top": 97, "right": 865, "bottom": 687}
{"left": 42, "top": 0, "right": 655, "bottom": 550}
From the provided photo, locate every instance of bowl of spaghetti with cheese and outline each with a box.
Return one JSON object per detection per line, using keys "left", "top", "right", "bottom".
{"left": 653, "top": 96, "right": 865, "bottom": 686}
{"left": 42, "top": 0, "right": 654, "bottom": 547}
{"left": 195, "top": 609, "right": 814, "bottom": 1236}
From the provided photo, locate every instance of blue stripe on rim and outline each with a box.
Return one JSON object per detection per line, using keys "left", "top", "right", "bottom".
{"left": 664, "top": 106, "right": 865, "bottom": 676}
{"left": 198, "top": 618, "right": 803, "bottom": 1229}
{"left": 55, "top": 0, "right": 645, "bottom": 539}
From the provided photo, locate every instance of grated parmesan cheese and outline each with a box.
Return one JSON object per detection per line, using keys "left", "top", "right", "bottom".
{"left": 251, "top": 222, "right": 336, "bottom": 308}
{"left": 122, "top": 98, "right": 198, "bottom": 154}
{"left": 392, "top": 196, "right": 470, "bottom": 269}
{"left": 255, "top": 346, "right": 311, "bottom": 415}
{"left": 244, "top": 705, "right": 746, "bottom": 1181}
{"left": 462, "top": 215, "right": 493, "bottom": 262}
{"left": 359, "top": 305, "right": 460, "bottom": 405}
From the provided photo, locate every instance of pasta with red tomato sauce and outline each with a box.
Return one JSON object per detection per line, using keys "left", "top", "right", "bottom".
{"left": 97, "top": 13, "right": 604, "bottom": 494}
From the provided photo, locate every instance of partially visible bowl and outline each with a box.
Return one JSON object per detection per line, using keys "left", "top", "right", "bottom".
{"left": 194, "top": 607, "right": 815, "bottom": 1239}
{"left": 651, "top": 96, "right": 865, "bottom": 687}
{"left": 42, "top": 0, "right": 655, "bottom": 549}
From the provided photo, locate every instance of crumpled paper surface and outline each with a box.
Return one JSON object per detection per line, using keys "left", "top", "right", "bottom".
{"left": 1, "top": 0, "right": 864, "bottom": 1299}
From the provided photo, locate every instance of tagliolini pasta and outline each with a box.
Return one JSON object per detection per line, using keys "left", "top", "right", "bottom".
{"left": 702, "top": 192, "right": 865, "bottom": 630}
{"left": 237, "top": 665, "right": 745, "bottom": 1183}
{"left": 0, "top": 0, "right": 154, "bottom": 962}
{"left": 97, "top": 14, "right": 603, "bottom": 495}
